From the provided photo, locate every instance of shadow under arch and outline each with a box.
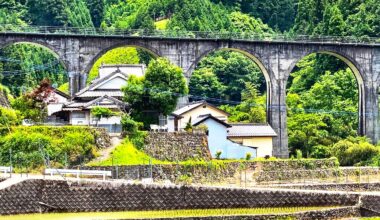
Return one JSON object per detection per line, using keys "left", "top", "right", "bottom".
{"left": 285, "top": 50, "right": 365, "bottom": 135}
{"left": 188, "top": 47, "right": 272, "bottom": 122}
{"left": 0, "top": 41, "right": 68, "bottom": 70}
{"left": 83, "top": 43, "right": 161, "bottom": 76}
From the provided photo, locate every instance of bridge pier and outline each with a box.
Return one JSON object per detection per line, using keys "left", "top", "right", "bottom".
{"left": 269, "top": 78, "right": 289, "bottom": 158}
{"left": 363, "top": 81, "right": 379, "bottom": 144}
{"left": 68, "top": 72, "right": 80, "bottom": 97}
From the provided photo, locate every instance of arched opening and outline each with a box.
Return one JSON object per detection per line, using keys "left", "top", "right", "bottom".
{"left": 82, "top": 45, "right": 159, "bottom": 131}
{"left": 85, "top": 45, "right": 159, "bottom": 84}
{"left": 286, "top": 51, "right": 363, "bottom": 158}
{"left": 0, "top": 42, "right": 68, "bottom": 96}
{"left": 189, "top": 48, "right": 270, "bottom": 123}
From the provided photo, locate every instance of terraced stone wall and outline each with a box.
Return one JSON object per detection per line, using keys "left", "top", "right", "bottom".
{"left": 0, "top": 179, "right": 360, "bottom": 215}
{"left": 274, "top": 183, "right": 380, "bottom": 192}
{"left": 144, "top": 132, "right": 211, "bottom": 161}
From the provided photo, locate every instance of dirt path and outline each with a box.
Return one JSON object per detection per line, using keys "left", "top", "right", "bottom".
{"left": 93, "top": 135, "right": 122, "bottom": 163}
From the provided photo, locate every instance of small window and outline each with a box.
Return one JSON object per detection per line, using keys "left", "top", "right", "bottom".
{"left": 72, "top": 112, "right": 86, "bottom": 119}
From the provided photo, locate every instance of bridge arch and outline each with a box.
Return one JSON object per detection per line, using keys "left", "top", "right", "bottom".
{"left": 83, "top": 42, "right": 161, "bottom": 77}
{"left": 187, "top": 47, "right": 272, "bottom": 122}
{"left": 0, "top": 41, "right": 68, "bottom": 70}
{"left": 285, "top": 49, "right": 366, "bottom": 136}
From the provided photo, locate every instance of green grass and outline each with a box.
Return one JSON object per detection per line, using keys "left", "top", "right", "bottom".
{"left": 155, "top": 19, "right": 169, "bottom": 30}
{"left": 0, "top": 207, "right": 340, "bottom": 220}
{"left": 88, "top": 139, "right": 166, "bottom": 166}
{"left": 57, "top": 82, "right": 69, "bottom": 94}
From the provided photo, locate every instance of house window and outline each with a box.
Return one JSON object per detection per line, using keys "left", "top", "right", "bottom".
{"left": 72, "top": 112, "right": 86, "bottom": 119}
{"left": 158, "top": 114, "right": 167, "bottom": 126}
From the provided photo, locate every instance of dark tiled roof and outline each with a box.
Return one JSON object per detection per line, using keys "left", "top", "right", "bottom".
{"left": 192, "top": 114, "right": 231, "bottom": 127}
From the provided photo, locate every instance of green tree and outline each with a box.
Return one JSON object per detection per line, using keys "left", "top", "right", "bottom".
{"left": 91, "top": 107, "right": 116, "bottom": 121}
{"left": 220, "top": 82, "right": 266, "bottom": 123}
{"left": 123, "top": 58, "right": 188, "bottom": 127}
{"left": 143, "top": 58, "right": 188, "bottom": 115}
{"left": 191, "top": 51, "right": 266, "bottom": 102}
{"left": 11, "top": 79, "right": 54, "bottom": 122}
{"left": 0, "top": 44, "right": 67, "bottom": 96}
{"left": 85, "top": 0, "right": 105, "bottom": 27}
{"left": 315, "top": 4, "right": 346, "bottom": 36}
{"left": 25, "top": 0, "right": 93, "bottom": 27}
{"left": 287, "top": 113, "right": 331, "bottom": 157}
{"left": 189, "top": 68, "right": 226, "bottom": 101}
{"left": 242, "top": 0, "right": 297, "bottom": 31}
{"left": 0, "top": 0, "right": 28, "bottom": 29}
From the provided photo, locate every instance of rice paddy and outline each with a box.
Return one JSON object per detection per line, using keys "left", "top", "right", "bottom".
{"left": 0, "top": 207, "right": 339, "bottom": 220}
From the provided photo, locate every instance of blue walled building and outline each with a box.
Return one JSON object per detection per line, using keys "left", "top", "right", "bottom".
{"left": 193, "top": 114, "right": 257, "bottom": 159}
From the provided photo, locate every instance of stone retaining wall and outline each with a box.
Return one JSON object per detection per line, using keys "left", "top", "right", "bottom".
{"left": 87, "top": 163, "right": 240, "bottom": 183}
{"left": 273, "top": 183, "right": 380, "bottom": 192}
{"left": 86, "top": 159, "right": 338, "bottom": 184}
{"left": 0, "top": 179, "right": 361, "bottom": 215}
{"left": 144, "top": 132, "right": 211, "bottom": 161}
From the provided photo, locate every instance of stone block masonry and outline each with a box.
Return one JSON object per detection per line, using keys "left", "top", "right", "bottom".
{"left": 0, "top": 179, "right": 362, "bottom": 215}
{"left": 86, "top": 158, "right": 338, "bottom": 183}
{"left": 144, "top": 132, "right": 211, "bottom": 161}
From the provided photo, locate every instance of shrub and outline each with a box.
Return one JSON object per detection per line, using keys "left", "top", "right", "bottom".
{"left": 0, "top": 107, "right": 22, "bottom": 127}
{"left": 121, "top": 114, "right": 143, "bottom": 133}
{"left": 61, "top": 132, "right": 96, "bottom": 164}
{"left": 330, "top": 137, "right": 380, "bottom": 166}
{"left": 0, "top": 131, "right": 53, "bottom": 169}
{"left": 215, "top": 150, "right": 222, "bottom": 160}
{"left": 91, "top": 106, "right": 117, "bottom": 119}
{"left": 295, "top": 149, "right": 303, "bottom": 159}
{"left": 245, "top": 152, "right": 252, "bottom": 161}
{"left": 310, "top": 145, "right": 331, "bottom": 159}
{"left": 184, "top": 117, "right": 193, "bottom": 132}
{"left": 0, "top": 126, "right": 102, "bottom": 169}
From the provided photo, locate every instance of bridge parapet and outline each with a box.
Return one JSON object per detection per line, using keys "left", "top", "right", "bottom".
{"left": 1, "top": 25, "right": 379, "bottom": 45}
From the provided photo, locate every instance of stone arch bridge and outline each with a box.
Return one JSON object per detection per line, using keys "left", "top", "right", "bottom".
{"left": 0, "top": 30, "right": 379, "bottom": 158}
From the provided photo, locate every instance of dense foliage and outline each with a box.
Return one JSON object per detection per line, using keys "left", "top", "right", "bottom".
{"left": 0, "top": 126, "right": 105, "bottom": 169}
{"left": 123, "top": 58, "right": 188, "bottom": 128}
{"left": 11, "top": 79, "right": 54, "bottom": 122}
{"left": 189, "top": 51, "right": 266, "bottom": 103}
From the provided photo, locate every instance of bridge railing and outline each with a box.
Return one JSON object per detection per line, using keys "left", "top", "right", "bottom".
{"left": 1, "top": 25, "right": 379, "bottom": 44}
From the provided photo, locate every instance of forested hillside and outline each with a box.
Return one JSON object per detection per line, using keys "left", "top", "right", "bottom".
{"left": 0, "top": 0, "right": 379, "bottom": 161}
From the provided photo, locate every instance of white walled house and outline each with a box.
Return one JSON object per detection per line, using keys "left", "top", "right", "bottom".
{"left": 46, "top": 88, "right": 71, "bottom": 117}
{"left": 48, "top": 64, "right": 145, "bottom": 132}
{"left": 167, "top": 101, "right": 277, "bottom": 159}
{"left": 167, "top": 101, "right": 229, "bottom": 132}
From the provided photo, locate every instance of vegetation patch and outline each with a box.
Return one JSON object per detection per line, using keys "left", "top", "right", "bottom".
{"left": 155, "top": 19, "right": 169, "bottom": 30}
{"left": 0, "top": 126, "right": 109, "bottom": 170}
{"left": 88, "top": 139, "right": 164, "bottom": 166}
